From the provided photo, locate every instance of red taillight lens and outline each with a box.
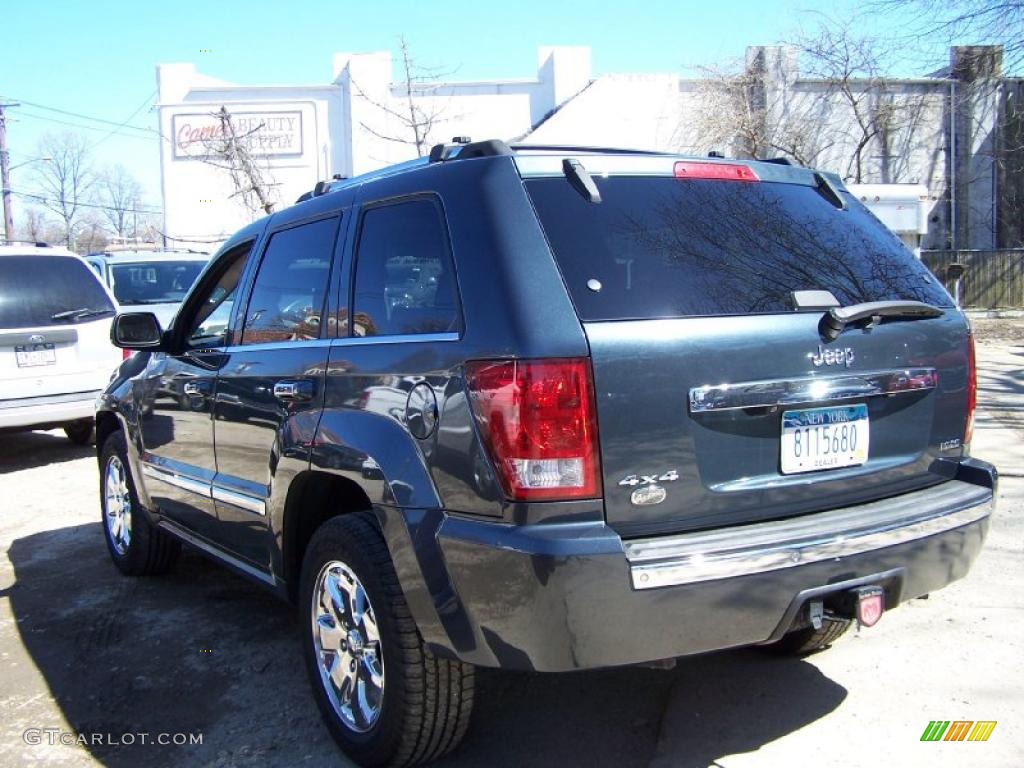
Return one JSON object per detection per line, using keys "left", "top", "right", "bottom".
{"left": 465, "top": 358, "right": 602, "bottom": 501}
{"left": 674, "top": 161, "right": 759, "bottom": 182}
{"left": 965, "top": 335, "right": 977, "bottom": 445}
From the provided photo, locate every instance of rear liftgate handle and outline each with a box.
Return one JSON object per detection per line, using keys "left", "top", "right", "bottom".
{"left": 273, "top": 380, "right": 315, "bottom": 403}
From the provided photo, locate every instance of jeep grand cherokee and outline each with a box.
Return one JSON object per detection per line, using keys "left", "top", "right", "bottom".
{"left": 97, "top": 140, "right": 995, "bottom": 767}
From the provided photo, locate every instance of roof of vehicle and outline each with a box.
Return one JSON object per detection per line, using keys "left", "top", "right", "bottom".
{"left": 293, "top": 139, "right": 843, "bottom": 208}
{"left": 87, "top": 250, "right": 212, "bottom": 263}
{"left": 0, "top": 242, "right": 79, "bottom": 258}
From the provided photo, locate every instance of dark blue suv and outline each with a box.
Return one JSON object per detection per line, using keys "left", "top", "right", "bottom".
{"left": 98, "top": 140, "right": 995, "bottom": 766}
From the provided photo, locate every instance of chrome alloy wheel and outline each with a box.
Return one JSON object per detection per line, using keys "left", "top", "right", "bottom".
{"left": 103, "top": 455, "right": 132, "bottom": 555}
{"left": 312, "top": 560, "right": 385, "bottom": 733}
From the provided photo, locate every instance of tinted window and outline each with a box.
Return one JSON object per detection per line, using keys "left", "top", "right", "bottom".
{"left": 352, "top": 199, "right": 459, "bottom": 337}
{"left": 526, "top": 177, "right": 953, "bottom": 320}
{"left": 0, "top": 255, "right": 115, "bottom": 328}
{"left": 110, "top": 261, "right": 206, "bottom": 306}
{"left": 240, "top": 217, "right": 338, "bottom": 345}
{"left": 186, "top": 243, "right": 252, "bottom": 348}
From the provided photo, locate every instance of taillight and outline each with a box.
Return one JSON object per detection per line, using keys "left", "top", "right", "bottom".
{"left": 674, "top": 161, "right": 759, "bottom": 182}
{"left": 965, "top": 335, "right": 977, "bottom": 445}
{"left": 465, "top": 358, "right": 602, "bottom": 501}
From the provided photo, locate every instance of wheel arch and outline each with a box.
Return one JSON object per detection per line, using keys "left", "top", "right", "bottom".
{"left": 282, "top": 470, "right": 373, "bottom": 603}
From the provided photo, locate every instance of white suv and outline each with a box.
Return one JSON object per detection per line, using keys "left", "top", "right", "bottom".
{"left": 0, "top": 243, "right": 122, "bottom": 443}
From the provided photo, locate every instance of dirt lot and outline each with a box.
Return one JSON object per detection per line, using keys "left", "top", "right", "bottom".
{"left": 1, "top": 325, "right": 1022, "bottom": 768}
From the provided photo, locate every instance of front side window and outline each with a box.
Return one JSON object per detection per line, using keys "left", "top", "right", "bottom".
{"left": 185, "top": 243, "right": 252, "bottom": 349}
{"left": 240, "top": 217, "right": 339, "bottom": 346}
{"left": 351, "top": 199, "right": 460, "bottom": 337}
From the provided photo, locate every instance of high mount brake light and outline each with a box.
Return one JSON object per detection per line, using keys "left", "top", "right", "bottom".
{"left": 465, "top": 358, "right": 602, "bottom": 501}
{"left": 673, "top": 161, "right": 760, "bottom": 182}
{"left": 965, "top": 335, "right": 977, "bottom": 445}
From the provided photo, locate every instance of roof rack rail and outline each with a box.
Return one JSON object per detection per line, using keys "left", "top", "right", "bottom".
{"left": 2, "top": 239, "right": 51, "bottom": 248}
{"left": 509, "top": 144, "right": 675, "bottom": 157}
{"left": 762, "top": 156, "right": 796, "bottom": 166}
{"left": 428, "top": 138, "right": 513, "bottom": 163}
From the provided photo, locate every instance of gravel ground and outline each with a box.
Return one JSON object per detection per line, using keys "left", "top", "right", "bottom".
{"left": 1, "top": 324, "right": 1022, "bottom": 768}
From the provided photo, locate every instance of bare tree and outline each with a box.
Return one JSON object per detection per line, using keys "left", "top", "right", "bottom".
{"left": 97, "top": 164, "right": 143, "bottom": 239}
{"left": 693, "top": 55, "right": 832, "bottom": 166}
{"left": 19, "top": 208, "right": 48, "bottom": 242}
{"left": 196, "top": 107, "right": 276, "bottom": 216}
{"left": 873, "top": 0, "right": 1022, "bottom": 71}
{"left": 76, "top": 212, "right": 110, "bottom": 254}
{"left": 351, "top": 36, "right": 453, "bottom": 157}
{"left": 693, "top": 22, "right": 936, "bottom": 184}
{"left": 32, "top": 132, "right": 94, "bottom": 247}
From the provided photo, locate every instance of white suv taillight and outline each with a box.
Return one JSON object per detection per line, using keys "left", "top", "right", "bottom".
{"left": 465, "top": 358, "right": 602, "bottom": 501}
{"left": 965, "top": 334, "right": 977, "bottom": 446}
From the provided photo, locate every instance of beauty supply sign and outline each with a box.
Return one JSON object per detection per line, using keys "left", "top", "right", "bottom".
{"left": 173, "top": 110, "right": 303, "bottom": 159}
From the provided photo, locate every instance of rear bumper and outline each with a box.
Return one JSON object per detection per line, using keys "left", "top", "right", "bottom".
{"left": 389, "top": 459, "right": 995, "bottom": 672}
{"left": 0, "top": 390, "right": 101, "bottom": 430}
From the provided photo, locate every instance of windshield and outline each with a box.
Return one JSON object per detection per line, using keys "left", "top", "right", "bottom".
{"left": 525, "top": 176, "right": 953, "bottom": 320}
{"left": 0, "top": 255, "right": 116, "bottom": 328}
{"left": 110, "top": 260, "right": 206, "bottom": 306}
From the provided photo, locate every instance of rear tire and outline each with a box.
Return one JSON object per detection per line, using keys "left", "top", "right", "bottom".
{"left": 301, "top": 512, "right": 474, "bottom": 767}
{"left": 99, "top": 432, "right": 180, "bottom": 576}
{"left": 762, "top": 616, "right": 851, "bottom": 656}
{"left": 64, "top": 419, "right": 95, "bottom": 445}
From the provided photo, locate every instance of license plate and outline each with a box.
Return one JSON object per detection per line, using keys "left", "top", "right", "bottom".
{"left": 15, "top": 343, "right": 57, "bottom": 367}
{"left": 780, "top": 404, "right": 869, "bottom": 474}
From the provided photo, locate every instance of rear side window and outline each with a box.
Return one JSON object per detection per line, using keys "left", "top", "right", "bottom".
{"left": 525, "top": 176, "right": 953, "bottom": 320}
{"left": 352, "top": 199, "right": 460, "bottom": 337}
{"left": 240, "top": 217, "right": 339, "bottom": 345}
{"left": 0, "top": 255, "right": 115, "bottom": 328}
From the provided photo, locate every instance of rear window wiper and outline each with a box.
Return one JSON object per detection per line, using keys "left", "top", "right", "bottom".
{"left": 820, "top": 300, "right": 943, "bottom": 340}
{"left": 50, "top": 307, "right": 115, "bottom": 322}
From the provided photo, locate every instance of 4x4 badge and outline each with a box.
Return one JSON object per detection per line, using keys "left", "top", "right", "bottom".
{"left": 618, "top": 470, "right": 678, "bottom": 487}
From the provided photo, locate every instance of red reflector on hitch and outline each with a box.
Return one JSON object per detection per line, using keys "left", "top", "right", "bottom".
{"left": 673, "top": 161, "right": 759, "bottom": 182}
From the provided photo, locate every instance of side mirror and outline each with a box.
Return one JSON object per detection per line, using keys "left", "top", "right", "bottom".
{"left": 112, "top": 312, "right": 165, "bottom": 350}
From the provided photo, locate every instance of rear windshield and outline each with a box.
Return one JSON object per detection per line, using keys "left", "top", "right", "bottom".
{"left": 110, "top": 260, "right": 205, "bottom": 306}
{"left": 0, "top": 255, "right": 116, "bottom": 328}
{"left": 525, "top": 176, "right": 953, "bottom": 320}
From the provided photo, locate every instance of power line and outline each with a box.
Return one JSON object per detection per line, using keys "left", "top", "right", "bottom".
{"left": 10, "top": 189, "right": 163, "bottom": 215}
{"left": 12, "top": 98, "right": 160, "bottom": 136}
{"left": 89, "top": 90, "right": 159, "bottom": 150}
{"left": 16, "top": 109, "right": 160, "bottom": 141}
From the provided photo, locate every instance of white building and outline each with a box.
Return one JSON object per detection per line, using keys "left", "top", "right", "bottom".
{"left": 156, "top": 46, "right": 592, "bottom": 247}
{"left": 157, "top": 44, "right": 1020, "bottom": 251}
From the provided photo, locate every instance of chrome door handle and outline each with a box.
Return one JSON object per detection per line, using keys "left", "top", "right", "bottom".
{"left": 183, "top": 380, "right": 211, "bottom": 396}
{"left": 273, "top": 380, "right": 315, "bottom": 402}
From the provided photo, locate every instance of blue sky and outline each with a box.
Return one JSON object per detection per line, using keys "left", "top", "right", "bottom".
{"left": 0, "top": 0, "right": 998, "bottom": 210}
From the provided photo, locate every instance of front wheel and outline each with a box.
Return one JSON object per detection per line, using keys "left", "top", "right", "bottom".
{"left": 301, "top": 513, "right": 474, "bottom": 767}
{"left": 64, "top": 418, "right": 95, "bottom": 445}
{"left": 99, "top": 432, "right": 180, "bottom": 575}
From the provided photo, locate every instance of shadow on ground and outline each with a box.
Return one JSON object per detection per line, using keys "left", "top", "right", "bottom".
{"left": 5, "top": 522, "right": 847, "bottom": 767}
{"left": 0, "top": 430, "right": 93, "bottom": 474}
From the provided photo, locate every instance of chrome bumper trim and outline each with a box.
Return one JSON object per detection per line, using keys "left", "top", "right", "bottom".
{"left": 688, "top": 368, "right": 937, "bottom": 413}
{"left": 211, "top": 485, "right": 267, "bottom": 516}
{"left": 625, "top": 480, "right": 993, "bottom": 590}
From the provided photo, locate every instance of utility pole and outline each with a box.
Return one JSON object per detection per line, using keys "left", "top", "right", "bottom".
{"left": 0, "top": 101, "right": 21, "bottom": 243}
